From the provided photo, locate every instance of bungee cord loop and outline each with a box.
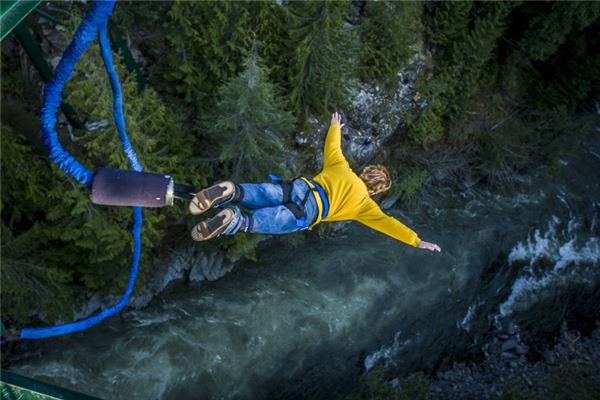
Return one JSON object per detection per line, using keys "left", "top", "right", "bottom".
{"left": 19, "top": 0, "right": 143, "bottom": 340}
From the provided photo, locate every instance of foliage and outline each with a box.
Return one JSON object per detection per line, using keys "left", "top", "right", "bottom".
{"left": 393, "top": 168, "right": 429, "bottom": 202}
{"left": 157, "top": 1, "right": 286, "bottom": 115}
{"left": 0, "top": 21, "right": 206, "bottom": 324}
{"left": 1, "top": 124, "right": 74, "bottom": 322}
{"left": 249, "top": 2, "right": 292, "bottom": 90}
{"left": 409, "top": 2, "right": 516, "bottom": 145}
{"left": 516, "top": 2, "right": 600, "bottom": 62}
{"left": 202, "top": 45, "right": 295, "bottom": 182}
{"left": 347, "top": 366, "right": 429, "bottom": 400}
{"left": 394, "top": 1, "right": 600, "bottom": 188}
{"left": 529, "top": 24, "right": 600, "bottom": 115}
{"left": 217, "top": 233, "right": 263, "bottom": 263}
{"left": 358, "top": 1, "right": 422, "bottom": 82}
{"left": 287, "top": 0, "right": 355, "bottom": 125}
{"left": 494, "top": 359, "right": 600, "bottom": 400}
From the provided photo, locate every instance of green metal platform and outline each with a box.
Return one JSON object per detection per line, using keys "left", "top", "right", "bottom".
{"left": 0, "top": 0, "right": 42, "bottom": 41}
{"left": 1, "top": 369, "right": 101, "bottom": 400}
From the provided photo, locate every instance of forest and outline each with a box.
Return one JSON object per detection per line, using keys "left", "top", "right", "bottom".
{"left": 1, "top": 0, "right": 599, "bottom": 326}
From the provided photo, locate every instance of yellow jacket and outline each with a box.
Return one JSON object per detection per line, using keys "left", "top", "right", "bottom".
{"left": 312, "top": 123, "right": 421, "bottom": 247}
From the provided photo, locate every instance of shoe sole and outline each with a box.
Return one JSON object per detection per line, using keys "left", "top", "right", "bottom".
{"left": 189, "top": 181, "right": 236, "bottom": 215}
{"left": 191, "top": 209, "right": 235, "bottom": 241}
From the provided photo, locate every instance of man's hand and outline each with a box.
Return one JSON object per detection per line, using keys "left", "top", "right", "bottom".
{"left": 331, "top": 112, "right": 345, "bottom": 127}
{"left": 417, "top": 240, "right": 441, "bottom": 252}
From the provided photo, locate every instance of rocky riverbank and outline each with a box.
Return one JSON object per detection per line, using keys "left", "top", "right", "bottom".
{"left": 351, "top": 320, "right": 600, "bottom": 399}
{"left": 391, "top": 321, "right": 600, "bottom": 400}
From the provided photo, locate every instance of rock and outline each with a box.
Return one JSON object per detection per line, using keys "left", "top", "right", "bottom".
{"left": 506, "top": 321, "right": 516, "bottom": 336}
{"left": 501, "top": 351, "right": 517, "bottom": 360}
{"left": 509, "top": 361, "right": 518, "bottom": 369}
{"left": 543, "top": 350, "right": 556, "bottom": 365}
{"left": 501, "top": 339, "right": 518, "bottom": 352}
{"left": 515, "top": 345, "right": 527, "bottom": 355}
{"left": 189, "top": 251, "right": 233, "bottom": 282}
{"left": 498, "top": 334, "right": 509, "bottom": 340}
{"left": 519, "top": 355, "right": 527, "bottom": 363}
{"left": 72, "top": 293, "right": 104, "bottom": 320}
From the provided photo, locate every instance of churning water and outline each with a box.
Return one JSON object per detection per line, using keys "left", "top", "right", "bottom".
{"left": 9, "top": 124, "right": 599, "bottom": 399}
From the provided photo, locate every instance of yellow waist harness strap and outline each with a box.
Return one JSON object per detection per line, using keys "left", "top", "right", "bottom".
{"left": 299, "top": 177, "right": 325, "bottom": 230}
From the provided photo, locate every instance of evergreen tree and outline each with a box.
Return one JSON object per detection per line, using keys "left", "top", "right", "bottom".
{"left": 1, "top": 124, "right": 74, "bottom": 322}
{"left": 204, "top": 45, "right": 295, "bottom": 182}
{"left": 425, "top": 1, "right": 473, "bottom": 54}
{"left": 159, "top": 1, "right": 253, "bottom": 114}
{"left": 409, "top": 2, "right": 515, "bottom": 145}
{"left": 527, "top": 21, "right": 600, "bottom": 115}
{"left": 518, "top": 2, "right": 600, "bottom": 61}
{"left": 159, "top": 1, "right": 286, "bottom": 115}
{"left": 358, "top": 1, "right": 422, "bottom": 82}
{"left": 398, "top": 0, "right": 599, "bottom": 189}
{"left": 287, "top": 0, "right": 354, "bottom": 125}
{"left": 250, "top": 1, "right": 291, "bottom": 91}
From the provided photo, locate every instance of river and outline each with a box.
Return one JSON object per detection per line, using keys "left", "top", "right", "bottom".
{"left": 8, "top": 122, "right": 599, "bottom": 399}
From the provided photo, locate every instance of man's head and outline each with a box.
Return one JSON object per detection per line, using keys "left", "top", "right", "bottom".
{"left": 360, "top": 164, "right": 391, "bottom": 196}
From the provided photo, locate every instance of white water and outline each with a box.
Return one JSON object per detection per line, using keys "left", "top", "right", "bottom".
{"left": 499, "top": 217, "right": 600, "bottom": 317}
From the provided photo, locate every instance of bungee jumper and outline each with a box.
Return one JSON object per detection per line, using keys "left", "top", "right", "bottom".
{"left": 187, "top": 112, "right": 442, "bottom": 253}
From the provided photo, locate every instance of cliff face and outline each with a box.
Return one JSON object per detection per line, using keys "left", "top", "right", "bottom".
{"left": 349, "top": 322, "right": 600, "bottom": 400}
{"left": 430, "top": 323, "right": 600, "bottom": 400}
{"left": 296, "top": 48, "right": 432, "bottom": 172}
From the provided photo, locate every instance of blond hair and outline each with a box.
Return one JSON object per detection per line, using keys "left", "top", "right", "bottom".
{"left": 360, "top": 164, "right": 391, "bottom": 195}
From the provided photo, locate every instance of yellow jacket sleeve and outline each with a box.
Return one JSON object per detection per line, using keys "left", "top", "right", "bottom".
{"left": 356, "top": 200, "right": 421, "bottom": 247}
{"left": 323, "top": 123, "right": 347, "bottom": 168}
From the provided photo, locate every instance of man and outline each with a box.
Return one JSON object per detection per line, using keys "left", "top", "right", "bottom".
{"left": 189, "top": 112, "right": 441, "bottom": 252}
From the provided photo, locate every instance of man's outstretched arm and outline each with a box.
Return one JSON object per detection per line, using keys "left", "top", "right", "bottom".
{"left": 357, "top": 202, "right": 441, "bottom": 252}
{"left": 323, "top": 112, "right": 347, "bottom": 168}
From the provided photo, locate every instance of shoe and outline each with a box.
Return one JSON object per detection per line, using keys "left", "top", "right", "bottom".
{"left": 188, "top": 181, "right": 236, "bottom": 215}
{"left": 191, "top": 208, "right": 236, "bottom": 241}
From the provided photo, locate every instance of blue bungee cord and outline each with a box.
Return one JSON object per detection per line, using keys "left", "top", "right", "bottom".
{"left": 17, "top": 0, "right": 143, "bottom": 340}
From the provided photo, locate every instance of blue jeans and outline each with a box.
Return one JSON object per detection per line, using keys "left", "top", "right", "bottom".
{"left": 220, "top": 180, "right": 319, "bottom": 235}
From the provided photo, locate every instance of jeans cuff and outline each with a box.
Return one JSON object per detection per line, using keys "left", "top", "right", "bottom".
{"left": 214, "top": 183, "right": 240, "bottom": 208}
{"left": 232, "top": 184, "right": 244, "bottom": 203}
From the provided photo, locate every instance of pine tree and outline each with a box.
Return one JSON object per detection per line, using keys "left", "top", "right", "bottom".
{"left": 358, "top": 1, "right": 422, "bottom": 82}
{"left": 287, "top": 0, "right": 355, "bottom": 125}
{"left": 0, "top": 125, "right": 75, "bottom": 322}
{"left": 249, "top": 1, "right": 291, "bottom": 91}
{"left": 409, "top": 2, "right": 515, "bottom": 145}
{"left": 518, "top": 2, "right": 600, "bottom": 61}
{"left": 159, "top": 1, "right": 254, "bottom": 114}
{"left": 204, "top": 44, "right": 295, "bottom": 182}
{"left": 425, "top": 1, "right": 473, "bottom": 54}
